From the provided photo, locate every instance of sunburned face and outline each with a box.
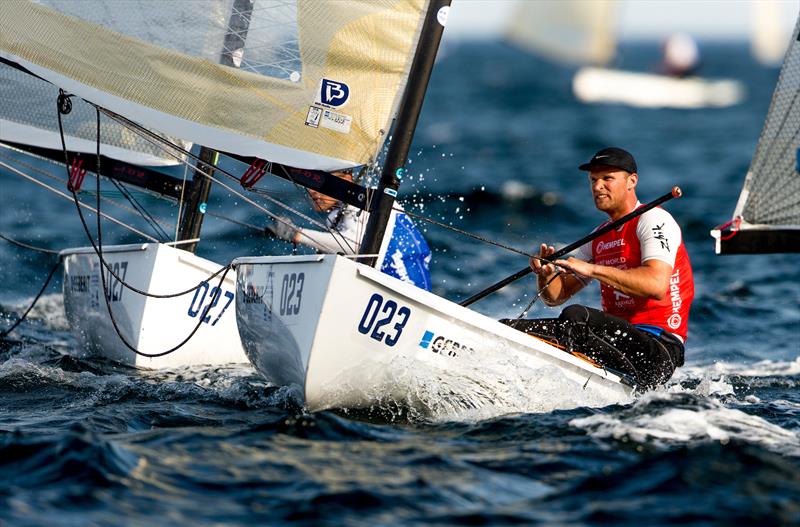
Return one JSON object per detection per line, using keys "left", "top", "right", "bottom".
{"left": 308, "top": 171, "right": 353, "bottom": 212}
{"left": 588, "top": 166, "right": 637, "bottom": 218}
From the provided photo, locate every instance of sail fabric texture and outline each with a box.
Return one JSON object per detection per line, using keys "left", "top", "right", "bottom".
{"left": 0, "top": 64, "right": 183, "bottom": 166}
{"left": 733, "top": 17, "right": 800, "bottom": 227}
{"left": 0, "top": 0, "right": 429, "bottom": 171}
{"left": 505, "top": 0, "right": 616, "bottom": 66}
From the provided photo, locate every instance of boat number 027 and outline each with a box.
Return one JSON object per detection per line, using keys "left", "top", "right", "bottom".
{"left": 280, "top": 272, "right": 304, "bottom": 316}
{"left": 357, "top": 293, "right": 411, "bottom": 347}
{"left": 104, "top": 261, "right": 128, "bottom": 302}
{"left": 187, "top": 284, "right": 235, "bottom": 326}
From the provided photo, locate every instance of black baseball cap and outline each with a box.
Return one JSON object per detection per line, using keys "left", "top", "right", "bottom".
{"left": 578, "top": 147, "right": 637, "bottom": 174}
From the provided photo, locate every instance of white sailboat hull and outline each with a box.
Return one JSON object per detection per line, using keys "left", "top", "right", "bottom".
{"left": 62, "top": 243, "right": 247, "bottom": 367}
{"left": 234, "top": 254, "right": 633, "bottom": 415}
{"left": 573, "top": 67, "right": 745, "bottom": 109}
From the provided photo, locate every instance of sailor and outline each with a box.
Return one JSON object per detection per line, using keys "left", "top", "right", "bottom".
{"left": 661, "top": 33, "right": 700, "bottom": 78}
{"left": 267, "top": 170, "right": 432, "bottom": 291}
{"left": 504, "top": 147, "right": 694, "bottom": 390}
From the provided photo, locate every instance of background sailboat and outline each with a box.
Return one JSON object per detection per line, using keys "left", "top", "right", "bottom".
{"left": 505, "top": 0, "right": 744, "bottom": 109}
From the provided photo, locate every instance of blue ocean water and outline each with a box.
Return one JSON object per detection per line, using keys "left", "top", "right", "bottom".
{"left": 1, "top": 40, "right": 799, "bottom": 525}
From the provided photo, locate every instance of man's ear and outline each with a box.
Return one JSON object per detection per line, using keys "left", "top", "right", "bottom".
{"left": 627, "top": 172, "right": 638, "bottom": 190}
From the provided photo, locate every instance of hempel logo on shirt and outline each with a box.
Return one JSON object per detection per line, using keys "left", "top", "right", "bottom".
{"left": 596, "top": 239, "right": 625, "bottom": 254}
{"left": 667, "top": 269, "right": 682, "bottom": 329}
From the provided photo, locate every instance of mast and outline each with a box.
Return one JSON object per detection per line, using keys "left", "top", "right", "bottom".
{"left": 359, "top": 0, "right": 451, "bottom": 266}
{"left": 177, "top": 0, "right": 254, "bottom": 253}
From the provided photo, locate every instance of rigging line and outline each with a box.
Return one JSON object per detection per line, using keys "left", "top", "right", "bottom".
{"left": 108, "top": 177, "right": 170, "bottom": 241}
{"left": 394, "top": 205, "right": 534, "bottom": 258}
{"left": 205, "top": 210, "right": 266, "bottom": 233}
{"left": 91, "top": 105, "right": 223, "bottom": 357}
{"left": 0, "top": 159, "right": 159, "bottom": 242}
{"left": 513, "top": 271, "right": 563, "bottom": 321}
{"left": 0, "top": 259, "right": 62, "bottom": 338}
{"left": 282, "top": 170, "right": 355, "bottom": 255}
{"left": 95, "top": 105, "right": 362, "bottom": 250}
{"left": 0, "top": 147, "right": 175, "bottom": 235}
{"left": 95, "top": 106, "right": 342, "bottom": 238}
{"left": 54, "top": 99, "right": 227, "bottom": 299}
{"left": 0, "top": 234, "right": 61, "bottom": 255}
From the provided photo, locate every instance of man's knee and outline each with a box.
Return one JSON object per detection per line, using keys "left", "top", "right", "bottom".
{"left": 559, "top": 304, "right": 590, "bottom": 323}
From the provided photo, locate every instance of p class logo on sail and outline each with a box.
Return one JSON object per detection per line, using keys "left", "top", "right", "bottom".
{"left": 317, "top": 79, "right": 350, "bottom": 108}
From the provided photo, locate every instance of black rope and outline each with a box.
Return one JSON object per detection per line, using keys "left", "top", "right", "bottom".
{"left": 87, "top": 105, "right": 234, "bottom": 358}
{"left": 98, "top": 262, "right": 233, "bottom": 358}
{"left": 0, "top": 234, "right": 60, "bottom": 255}
{"left": 1, "top": 259, "right": 61, "bottom": 338}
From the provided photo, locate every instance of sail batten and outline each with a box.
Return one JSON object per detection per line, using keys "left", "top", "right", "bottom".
{"left": 0, "top": 0, "right": 429, "bottom": 171}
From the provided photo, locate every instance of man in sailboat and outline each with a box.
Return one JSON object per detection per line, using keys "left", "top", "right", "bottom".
{"left": 506, "top": 147, "right": 694, "bottom": 390}
{"left": 267, "top": 169, "right": 433, "bottom": 291}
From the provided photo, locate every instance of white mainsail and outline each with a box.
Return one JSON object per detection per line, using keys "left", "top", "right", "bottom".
{"left": 0, "top": 0, "right": 430, "bottom": 171}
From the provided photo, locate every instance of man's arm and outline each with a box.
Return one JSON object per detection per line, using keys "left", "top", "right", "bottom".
{"left": 554, "top": 257, "right": 672, "bottom": 300}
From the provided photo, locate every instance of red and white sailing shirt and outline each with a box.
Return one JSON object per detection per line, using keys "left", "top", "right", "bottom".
{"left": 578, "top": 203, "right": 694, "bottom": 341}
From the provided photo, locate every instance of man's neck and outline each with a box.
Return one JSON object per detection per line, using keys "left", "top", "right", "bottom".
{"left": 606, "top": 198, "right": 640, "bottom": 221}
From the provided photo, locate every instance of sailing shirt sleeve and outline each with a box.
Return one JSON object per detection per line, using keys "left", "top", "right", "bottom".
{"left": 294, "top": 206, "right": 362, "bottom": 254}
{"left": 636, "top": 208, "right": 681, "bottom": 267}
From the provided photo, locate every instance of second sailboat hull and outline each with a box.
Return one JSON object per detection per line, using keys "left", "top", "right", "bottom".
{"left": 62, "top": 243, "right": 248, "bottom": 368}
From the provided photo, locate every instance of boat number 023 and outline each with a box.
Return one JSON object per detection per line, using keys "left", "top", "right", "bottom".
{"left": 187, "top": 283, "right": 235, "bottom": 326}
{"left": 280, "top": 272, "right": 304, "bottom": 316}
{"left": 358, "top": 293, "right": 411, "bottom": 347}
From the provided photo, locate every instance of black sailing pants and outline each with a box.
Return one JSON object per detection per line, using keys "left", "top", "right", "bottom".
{"left": 501, "top": 305, "right": 684, "bottom": 390}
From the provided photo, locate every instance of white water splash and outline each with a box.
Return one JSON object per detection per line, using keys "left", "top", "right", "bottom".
{"left": 324, "top": 342, "right": 633, "bottom": 422}
{"left": 7, "top": 293, "right": 69, "bottom": 330}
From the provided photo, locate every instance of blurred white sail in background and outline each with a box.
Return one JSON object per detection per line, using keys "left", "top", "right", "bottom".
{"left": 505, "top": 0, "right": 616, "bottom": 66}
{"left": 751, "top": 0, "right": 790, "bottom": 67}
